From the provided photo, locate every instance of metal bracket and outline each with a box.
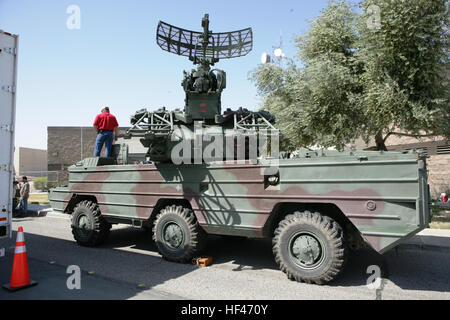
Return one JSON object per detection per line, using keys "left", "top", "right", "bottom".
{"left": 0, "top": 164, "right": 11, "bottom": 172}
{"left": 1, "top": 47, "right": 16, "bottom": 55}
{"left": 0, "top": 124, "right": 12, "bottom": 132}
{"left": 131, "top": 219, "right": 143, "bottom": 228}
{"left": 1, "top": 85, "right": 15, "bottom": 93}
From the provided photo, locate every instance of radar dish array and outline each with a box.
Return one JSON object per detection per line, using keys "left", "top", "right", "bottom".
{"left": 156, "top": 20, "right": 253, "bottom": 60}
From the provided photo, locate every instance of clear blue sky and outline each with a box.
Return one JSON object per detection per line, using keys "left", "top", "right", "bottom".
{"left": 1, "top": 0, "right": 344, "bottom": 150}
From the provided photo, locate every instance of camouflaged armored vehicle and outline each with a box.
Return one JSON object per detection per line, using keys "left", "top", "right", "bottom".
{"left": 49, "top": 15, "right": 432, "bottom": 284}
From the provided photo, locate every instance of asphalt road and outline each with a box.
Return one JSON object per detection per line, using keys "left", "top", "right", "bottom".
{"left": 1, "top": 212, "right": 449, "bottom": 300}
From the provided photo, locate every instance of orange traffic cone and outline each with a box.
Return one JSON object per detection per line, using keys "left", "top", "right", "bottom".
{"left": 2, "top": 226, "right": 38, "bottom": 291}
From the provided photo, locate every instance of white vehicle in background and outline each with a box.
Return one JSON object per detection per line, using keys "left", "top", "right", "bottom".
{"left": 0, "top": 30, "right": 19, "bottom": 257}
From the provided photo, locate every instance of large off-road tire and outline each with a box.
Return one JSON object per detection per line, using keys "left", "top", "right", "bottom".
{"left": 71, "top": 200, "right": 111, "bottom": 247}
{"left": 153, "top": 205, "right": 206, "bottom": 263}
{"left": 273, "top": 211, "right": 347, "bottom": 284}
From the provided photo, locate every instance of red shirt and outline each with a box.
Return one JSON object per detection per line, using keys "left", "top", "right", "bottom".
{"left": 93, "top": 111, "right": 119, "bottom": 131}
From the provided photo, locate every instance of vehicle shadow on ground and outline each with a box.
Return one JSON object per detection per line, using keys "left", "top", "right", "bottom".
{"left": 107, "top": 227, "right": 450, "bottom": 292}
{"left": 0, "top": 253, "right": 176, "bottom": 300}
{"left": 103, "top": 226, "right": 157, "bottom": 252}
{"left": 0, "top": 229, "right": 192, "bottom": 299}
{"left": 5, "top": 226, "right": 449, "bottom": 298}
{"left": 379, "top": 246, "right": 450, "bottom": 293}
{"left": 13, "top": 204, "right": 52, "bottom": 218}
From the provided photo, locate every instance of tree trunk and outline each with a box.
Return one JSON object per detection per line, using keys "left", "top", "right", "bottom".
{"left": 375, "top": 132, "right": 388, "bottom": 151}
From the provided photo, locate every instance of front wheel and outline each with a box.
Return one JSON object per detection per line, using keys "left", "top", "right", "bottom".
{"left": 71, "top": 200, "right": 111, "bottom": 247}
{"left": 272, "top": 211, "right": 347, "bottom": 284}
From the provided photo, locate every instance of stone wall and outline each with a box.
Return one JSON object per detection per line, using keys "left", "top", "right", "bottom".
{"left": 427, "top": 154, "right": 450, "bottom": 198}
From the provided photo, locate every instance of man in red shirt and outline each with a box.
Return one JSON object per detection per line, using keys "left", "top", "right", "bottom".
{"left": 93, "top": 107, "right": 119, "bottom": 157}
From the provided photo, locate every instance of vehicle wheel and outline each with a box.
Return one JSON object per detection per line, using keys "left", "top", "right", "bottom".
{"left": 272, "top": 211, "right": 346, "bottom": 284}
{"left": 153, "top": 205, "right": 206, "bottom": 263}
{"left": 71, "top": 200, "right": 111, "bottom": 247}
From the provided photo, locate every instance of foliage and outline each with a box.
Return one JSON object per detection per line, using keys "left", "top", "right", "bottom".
{"left": 250, "top": 0, "right": 449, "bottom": 150}
{"left": 32, "top": 177, "right": 55, "bottom": 192}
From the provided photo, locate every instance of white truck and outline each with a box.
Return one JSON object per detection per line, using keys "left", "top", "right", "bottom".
{"left": 0, "top": 30, "right": 19, "bottom": 257}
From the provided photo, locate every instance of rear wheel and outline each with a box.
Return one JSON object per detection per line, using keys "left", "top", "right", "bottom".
{"left": 71, "top": 200, "right": 111, "bottom": 247}
{"left": 153, "top": 205, "right": 206, "bottom": 263}
{"left": 272, "top": 211, "right": 346, "bottom": 284}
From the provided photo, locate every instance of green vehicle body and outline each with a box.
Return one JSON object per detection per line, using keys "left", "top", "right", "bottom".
{"left": 49, "top": 15, "right": 432, "bottom": 283}
{"left": 50, "top": 149, "right": 431, "bottom": 254}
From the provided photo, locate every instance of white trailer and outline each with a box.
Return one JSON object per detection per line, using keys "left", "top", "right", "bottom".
{"left": 0, "top": 30, "right": 19, "bottom": 257}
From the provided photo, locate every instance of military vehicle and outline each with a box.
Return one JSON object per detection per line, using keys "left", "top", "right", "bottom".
{"left": 49, "top": 15, "right": 432, "bottom": 284}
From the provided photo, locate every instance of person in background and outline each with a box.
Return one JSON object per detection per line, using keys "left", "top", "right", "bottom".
{"left": 12, "top": 179, "right": 20, "bottom": 216}
{"left": 16, "top": 176, "right": 29, "bottom": 217}
{"left": 93, "top": 106, "right": 119, "bottom": 157}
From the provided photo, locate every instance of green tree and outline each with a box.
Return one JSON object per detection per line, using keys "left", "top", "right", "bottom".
{"left": 33, "top": 177, "right": 48, "bottom": 192}
{"left": 250, "top": 0, "right": 449, "bottom": 151}
{"left": 359, "top": 0, "right": 449, "bottom": 150}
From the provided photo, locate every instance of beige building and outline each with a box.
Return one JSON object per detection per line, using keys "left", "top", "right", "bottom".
{"left": 14, "top": 147, "right": 48, "bottom": 177}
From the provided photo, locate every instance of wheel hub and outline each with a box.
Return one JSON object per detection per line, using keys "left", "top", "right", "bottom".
{"left": 79, "top": 215, "right": 90, "bottom": 230}
{"left": 290, "top": 233, "right": 322, "bottom": 268}
{"left": 76, "top": 214, "right": 93, "bottom": 239}
{"left": 163, "top": 222, "right": 184, "bottom": 249}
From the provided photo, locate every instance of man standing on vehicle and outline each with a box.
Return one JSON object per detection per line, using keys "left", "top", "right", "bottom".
{"left": 93, "top": 107, "right": 119, "bottom": 157}
{"left": 16, "top": 176, "right": 29, "bottom": 217}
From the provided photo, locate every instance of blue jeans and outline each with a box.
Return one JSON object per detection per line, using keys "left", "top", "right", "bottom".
{"left": 94, "top": 131, "right": 114, "bottom": 157}
{"left": 17, "top": 195, "right": 28, "bottom": 216}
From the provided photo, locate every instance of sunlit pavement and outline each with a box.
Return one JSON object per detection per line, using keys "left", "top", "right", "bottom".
{"left": 1, "top": 211, "right": 449, "bottom": 300}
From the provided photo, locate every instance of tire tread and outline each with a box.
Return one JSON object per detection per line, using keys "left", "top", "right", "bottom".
{"left": 272, "top": 210, "right": 347, "bottom": 285}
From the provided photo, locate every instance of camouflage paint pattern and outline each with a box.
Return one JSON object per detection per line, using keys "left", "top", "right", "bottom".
{"left": 49, "top": 149, "right": 431, "bottom": 254}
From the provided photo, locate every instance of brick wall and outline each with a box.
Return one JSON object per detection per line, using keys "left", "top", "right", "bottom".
{"left": 427, "top": 154, "right": 450, "bottom": 198}
{"left": 47, "top": 127, "right": 127, "bottom": 183}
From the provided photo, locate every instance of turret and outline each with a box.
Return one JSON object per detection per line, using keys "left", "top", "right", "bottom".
{"left": 124, "top": 14, "right": 277, "bottom": 163}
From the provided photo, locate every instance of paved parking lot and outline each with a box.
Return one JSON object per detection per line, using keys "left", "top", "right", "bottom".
{"left": 1, "top": 211, "right": 449, "bottom": 300}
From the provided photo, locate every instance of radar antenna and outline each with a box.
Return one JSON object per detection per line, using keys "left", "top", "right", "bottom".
{"left": 156, "top": 14, "right": 253, "bottom": 65}
{"left": 123, "top": 15, "right": 277, "bottom": 163}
